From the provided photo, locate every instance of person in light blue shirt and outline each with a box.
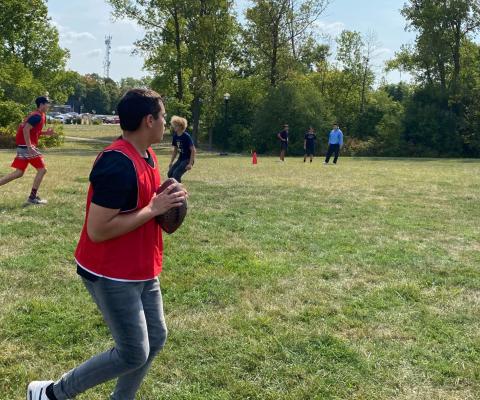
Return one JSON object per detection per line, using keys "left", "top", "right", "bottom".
{"left": 324, "top": 123, "right": 343, "bottom": 164}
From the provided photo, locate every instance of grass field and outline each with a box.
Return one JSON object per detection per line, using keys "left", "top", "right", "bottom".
{"left": 63, "top": 124, "right": 120, "bottom": 141}
{"left": 0, "top": 129, "right": 479, "bottom": 399}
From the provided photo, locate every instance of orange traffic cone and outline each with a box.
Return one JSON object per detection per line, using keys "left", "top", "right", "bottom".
{"left": 252, "top": 151, "right": 258, "bottom": 165}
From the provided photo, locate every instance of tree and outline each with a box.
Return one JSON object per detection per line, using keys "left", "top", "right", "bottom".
{"left": 119, "top": 77, "right": 152, "bottom": 94}
{"left": 0, "top": 0, "right": 69, "bottom": 95}
{"left": 0, "top": 54, "right": 43, "bottom": 105}
{"left": 286, "top": 0, "right": 330, "bottom": 61}
{"left": 244, "top": 0, "right": 329, "bottom": 87}
{"left": 386, "top": 0, "right": 480, "bottom": 155}
{"left": 183, "top": 0, "right": 237, "bottom": 148}
{"left": 400, "top": 0, "right": 480, "bottom": 95}
{"left": 109, "top": 0, "right": 237, "bottom": 147}
{"left": 109, "top": 0, "right": 187, "bottom": 103}
{"left": 82, "top": 74, "right": 111, "bottom": 115}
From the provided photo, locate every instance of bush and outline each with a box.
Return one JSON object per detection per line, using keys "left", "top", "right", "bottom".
{"left": 0, "top": 101, "right": 24, "bottom": 128}
{"left": 0, "top": 124, "right": 64, "bottom": 149}
{"left": 38, "top": 124, "right": 65, "bottom": 148}
{"left": 0, "top": 126, "right": 16, "bottom": 148}
{"left": 342, "top": 137, "right": 377, "bottom": 156}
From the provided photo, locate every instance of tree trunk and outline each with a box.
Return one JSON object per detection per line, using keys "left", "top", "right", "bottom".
{"left": 192, "top": 95, "right": 201, "bottom": 147}
{"left": 451, "top": 21, "right": 462, "bottom": 98}
{"left": 288, "top": 0, "right": 296, "bottom": 60}
{"left": 360, "top": 58, "right": 369, "bottom": 113}
{"left": 208, "top": 51, "right": 217, "bottom": 151}
{"left": 270, "top": 29, "right": 279, "bottom": 87}
{"left": 173, "top": 6, "right": 183, "bottom": 101}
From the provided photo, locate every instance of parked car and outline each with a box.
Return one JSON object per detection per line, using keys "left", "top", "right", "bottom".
{"left": 104, "top": 115, "right": 120, "bottom": 124}
{"left": 53, "top": 114, "right": 73, "bottom": 124}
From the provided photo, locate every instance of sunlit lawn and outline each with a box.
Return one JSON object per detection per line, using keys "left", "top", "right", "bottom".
{"left": 0, "top": 132, "right": 479, "bottom": 399}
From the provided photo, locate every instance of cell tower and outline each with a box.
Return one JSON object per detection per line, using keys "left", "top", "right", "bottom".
{"left": 104, "top": 35, "right": 112, "bottom": 79}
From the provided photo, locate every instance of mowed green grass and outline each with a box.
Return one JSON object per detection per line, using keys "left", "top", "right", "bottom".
{"left": 0, "top": 138, "right": 479, "bottom": 399}
{"left": 63, "top": 124, "right": 120, "bottom": 141}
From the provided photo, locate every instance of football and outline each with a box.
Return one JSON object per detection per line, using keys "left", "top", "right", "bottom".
{"left": 155, "top": 178, "right": 188, "bottom": 234}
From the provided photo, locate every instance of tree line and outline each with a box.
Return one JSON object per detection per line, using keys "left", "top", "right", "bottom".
{"left": 1, "top": 0, "right": 480, "bottom": 157}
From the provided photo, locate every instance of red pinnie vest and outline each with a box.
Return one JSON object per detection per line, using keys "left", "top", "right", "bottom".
{"left": 75, "top": 139, "right": 163, "bottom": 281}
{"left": 16, "top": 111, "right": 46, "bottom": 146}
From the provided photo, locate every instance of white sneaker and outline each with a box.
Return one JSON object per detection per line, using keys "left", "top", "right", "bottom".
{"left": 26, "top": 196, "right": 48, "bottom": 205}
{"left": 26, "top": 381, "right": 53, "bottom": 400}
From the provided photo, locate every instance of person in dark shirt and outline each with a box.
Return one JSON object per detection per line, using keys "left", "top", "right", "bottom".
{"left": 304, "top": 127, "right": 317, "bottom": 163}
{"left": 168, "top": 116, "right": 196, "bottom": 183}
{"left": 277, "top": 124, "right": 289, "bottom": 161}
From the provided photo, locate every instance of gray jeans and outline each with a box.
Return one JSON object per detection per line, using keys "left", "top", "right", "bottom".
{"left": 53, "top": 277, "right": 167, "bottom": 400}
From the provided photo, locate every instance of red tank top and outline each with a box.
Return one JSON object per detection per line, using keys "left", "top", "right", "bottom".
{"left": 16, "top": 111, "right": 45, "bottom": 146}
{"left": 75, "top": 139, "right": 163, "bottom": 281}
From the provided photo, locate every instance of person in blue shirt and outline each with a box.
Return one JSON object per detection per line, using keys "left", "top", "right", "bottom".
{"left": 168, "top": 116, "right": 196, "bottom": 182}
{"left": 303, "top": 127, "right": 316, "bottom": 163}
{"left": 324, "top": 123, "right": 343, "bottom": 164}
{"left": 277, "top": 124, "right": 289, "bottom": 161}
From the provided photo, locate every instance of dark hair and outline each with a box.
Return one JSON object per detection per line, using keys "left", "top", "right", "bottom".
{"left": 117, "top": 88, "right": 163, "bottom": 131}
{"left": 35, "top": 96, "right": 50, "bottom": 107}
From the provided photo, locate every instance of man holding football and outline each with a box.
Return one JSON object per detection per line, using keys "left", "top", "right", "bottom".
{"left": 27, "top": 89, "right": 187, "bottom": 400}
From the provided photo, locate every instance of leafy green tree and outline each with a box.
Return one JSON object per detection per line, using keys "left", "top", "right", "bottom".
{"left": 0, "top": 0, "right": 68, "bottom": 94}
{"left": 0, "top": 54, "right": 43, "bottom": 105}
{"left": 251, "top": 74, "right": 333, "bottom": 154}
{"left": 244, "top": 0, "right": 329, "bottom": 87}
{"left": 82, "top": 74, "right": 111, "bottom": 115}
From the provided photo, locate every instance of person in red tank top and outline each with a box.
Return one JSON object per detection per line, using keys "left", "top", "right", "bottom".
{"left": 0, "top": 96, "right": 56, "bottom": 205}
{"left": 27, "top": 89, "right": 188, "bottom": 400}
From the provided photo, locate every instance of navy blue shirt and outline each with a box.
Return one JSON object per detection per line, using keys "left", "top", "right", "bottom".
{"left": 172, "top": 132, "right": 194, "bottom": 160}
{"left": 90, "top": 150, "right": 154, "bottom": 211}
{"left": 279, "top": 130, "right": 289, "bottom": 142}
{"left": 27, "top": 114, "right": 42, "bottom": 127}
{"left": 304, "top": 132, "right": 316, "bottom": 147}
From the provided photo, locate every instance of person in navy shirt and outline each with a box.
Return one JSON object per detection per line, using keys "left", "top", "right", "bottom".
{"left": 324, "top": 123, "right": 343, "bottom": 165}
{"left": 277, "top": 124, "right": 289, "bottom": 161}
{"left": 168, "top": 116, "right": 196, "bottom": 183}
{"left": 303, "top": 127, "right": 316, "bottom": 163}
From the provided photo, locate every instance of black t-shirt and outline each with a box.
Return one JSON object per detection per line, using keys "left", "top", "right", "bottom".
{"left": 305, "top": 133, "right": 316, "bottom": 146}
{"left": 279, "top": 130, "right": 289, "bottom": 142}
{"left": 90, "top": 150, "right": 154, "bottom": 211}
{"left": 172, "top": 132, "right": 194, "bottom": 160}
{"left": 27, "top": 114, "right": 42, "bottom": 127}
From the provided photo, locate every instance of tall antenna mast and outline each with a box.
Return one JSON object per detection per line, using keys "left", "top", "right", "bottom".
{"left": 104, "top": 35, "right": 112, "bottom": 79}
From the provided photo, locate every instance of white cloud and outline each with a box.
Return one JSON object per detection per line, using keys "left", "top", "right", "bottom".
{"left": 63, "top": 31, "right": 96, "bottom": 41}
{"left": 314, "top": 21, "right": 346, "bottom": 37}
{"left": 52, "top": 19, "right": 95, "bottom": 43}
{"left": 113, "top": 45, "right": 135, "bottom": 55}
{"left": 84, "top": 49, "right": 102, "bottom": 58}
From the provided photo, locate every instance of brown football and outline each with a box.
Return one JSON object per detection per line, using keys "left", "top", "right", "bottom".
{"left": 155, "top": 178, "right": 188, "bottom": 234}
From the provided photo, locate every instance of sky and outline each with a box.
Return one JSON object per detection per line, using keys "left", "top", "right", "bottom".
{"left": 48, "top": 0, "right": 415, "bottom": 83}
